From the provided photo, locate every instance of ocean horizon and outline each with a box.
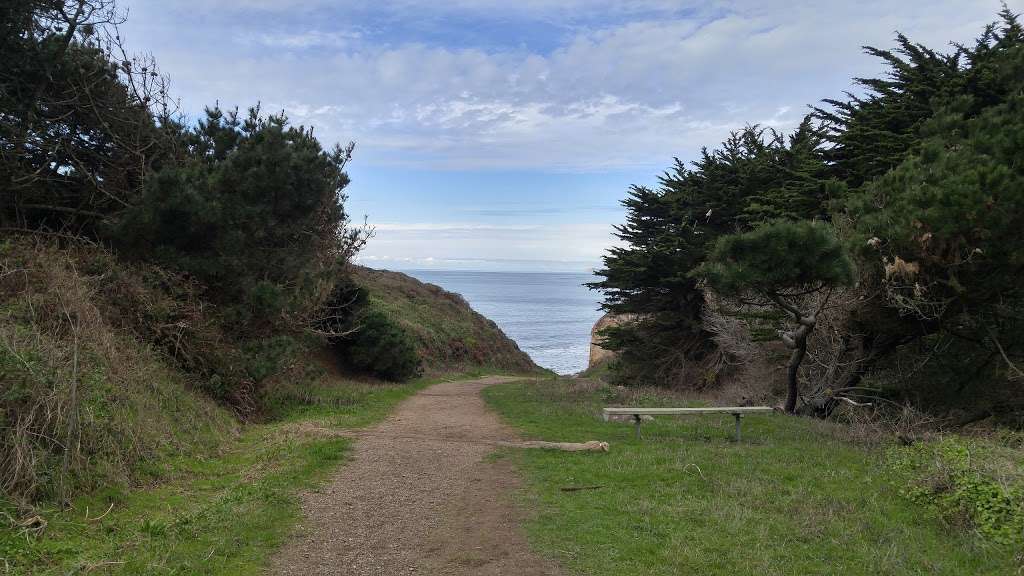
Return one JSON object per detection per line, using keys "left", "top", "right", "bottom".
{"left": 399, "top": 269, "right": 605, "bottom": 375}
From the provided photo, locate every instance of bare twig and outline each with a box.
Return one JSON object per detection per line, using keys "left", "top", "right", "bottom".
{"left": 85, "top": 502, "right": 114, "bottom": 522}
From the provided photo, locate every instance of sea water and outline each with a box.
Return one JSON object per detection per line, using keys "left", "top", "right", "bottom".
{"left": 402, "top": 270, "right": 604, "bottom": 375}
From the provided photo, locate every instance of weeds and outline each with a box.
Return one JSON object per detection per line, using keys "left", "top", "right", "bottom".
{"left": 886, "top": 435, "right": 1024, "bottom": 547}
{"left": 0, "top": 240, "right": 235, "bottom": 506}
{"left": 484, "top": 379, "right": 1021, "bottom": 575}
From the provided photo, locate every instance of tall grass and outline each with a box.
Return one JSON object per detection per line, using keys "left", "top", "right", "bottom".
{"left": 0, "top": 240, "right": 235, "bottom": 505}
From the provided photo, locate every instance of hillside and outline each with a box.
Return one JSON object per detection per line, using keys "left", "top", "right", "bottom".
{"left": 352, "top": 267, "right": 539, "bottom": 375}
{"left": 0, "top": 240, "right": 238, "bottom": 506}
{"left": 0, "top": 241, "right": 543, "bottom": 573}
{"left": 0, "top": 242, "right": 536, "bottom": 510}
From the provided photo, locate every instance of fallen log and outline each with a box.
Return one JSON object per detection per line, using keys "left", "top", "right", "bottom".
{"left": 499, "top": 440, "right": 610, "bottom": 452}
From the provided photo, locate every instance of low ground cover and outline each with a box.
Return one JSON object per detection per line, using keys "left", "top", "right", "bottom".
{"left": 484, "top": 379, "right": 1022, "bottom": 576}
{"left": 0, "top": 374, "right": 448, "bottom": 575}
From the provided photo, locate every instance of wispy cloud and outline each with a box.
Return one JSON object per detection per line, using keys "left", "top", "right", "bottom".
{"left": 129, "top": 0, "right": 1007, "bottom": 171}
{"left": 121, "top": 0, "right": 1017, "bottom": 271}
{"left": 371, "top": 222, "right": 541, "bottom": 232}
{"left": 236, "top": 30, "right": 362, "bottom": 49}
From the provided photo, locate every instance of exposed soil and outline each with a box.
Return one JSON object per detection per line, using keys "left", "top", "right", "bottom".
{"left": 270, "top": 376, "right": 563, "bottom": 576}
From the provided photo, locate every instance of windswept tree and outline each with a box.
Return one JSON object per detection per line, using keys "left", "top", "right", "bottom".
{"left": 826, "top": 9, "right": 1024, "bottom": 412}
{"left": 814, "top": 5, "right": 1024, "bottom": 191}
{"left": 592, "top": 123, "right": 832, "bottom": 387}
{"left": 695, "top": 221, "right": 854, "bottom": 412}
{"left": 593, "top": 6, "right": 1024, "bottom": 419}
{"left": 1, "top": 0, "right": 176, "bottom": 235}
{"left": 846, "top": 52, "right": 1024, "bottom": 400}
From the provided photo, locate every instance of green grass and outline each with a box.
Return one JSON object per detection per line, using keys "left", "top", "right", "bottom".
{"left": 483, "top": 379, "right": 1021, "bottom": 576}
{"left": 0, "top": 373, "right": 463, "bottom": 575}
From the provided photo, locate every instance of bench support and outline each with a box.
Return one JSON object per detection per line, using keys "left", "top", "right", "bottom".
{"left": 605, "top": 406, "right": 771, "bottom": 443}
{"left": 629, "top": 413, "right": 743, "bottom": 441}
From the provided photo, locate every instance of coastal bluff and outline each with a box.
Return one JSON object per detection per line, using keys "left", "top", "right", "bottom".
{"left": 588, "top": 313, "right": 636, "bottom": 368}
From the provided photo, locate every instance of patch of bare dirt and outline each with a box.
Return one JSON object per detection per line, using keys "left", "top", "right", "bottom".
{"left": 270, "top": 376, "right": 563, "bottom": 576}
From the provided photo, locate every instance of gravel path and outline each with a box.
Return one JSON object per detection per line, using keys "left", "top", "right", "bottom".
{"left": 270, "top": 376, "right": 563, "bottom": 576}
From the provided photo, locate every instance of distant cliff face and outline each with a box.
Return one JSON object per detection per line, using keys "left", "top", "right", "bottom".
{"left": 588, "top": 313, "right": 636, "bottom": 368}
{"left": 352, "top": 267, "right": 539, "bottom": 375}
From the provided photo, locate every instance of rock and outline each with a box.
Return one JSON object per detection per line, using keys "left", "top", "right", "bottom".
{"left": 588, "top": 313, "right": 638, "bottom": 368}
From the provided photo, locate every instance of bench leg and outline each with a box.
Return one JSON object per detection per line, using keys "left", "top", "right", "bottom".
{"left": 733, "top": 413, "right": 742, "bottom": 442}
{"left": 634, "top": 414, "right": 642, "bottom": 440}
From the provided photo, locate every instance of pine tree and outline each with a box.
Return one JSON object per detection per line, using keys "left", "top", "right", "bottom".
{"left": 112, "top": 106, "right": 361, "bottom": 329}
{"left": 812, "top": 34, "right": 964, "bottom": 188}
{"left": 695, "top": 221, "right": 853, "bottom": 412}
{"left": 814, "top": 7, "right": 1024, "bottom": 190}
{"left": 847, "top": 46, "right": 1024, "bottom": 387}
{"left": 596, "top": 7, "right": 1024, "bottom": 404}
{"left": 740, "top": 117, "right": 834, "bottom": 224}
{"left": 1, "top": 1, "right": 173, "bottom": 234}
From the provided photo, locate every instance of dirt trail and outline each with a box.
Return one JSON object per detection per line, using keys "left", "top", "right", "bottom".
{"left": 271, "top": 376, "right": 563, "bottom": 576}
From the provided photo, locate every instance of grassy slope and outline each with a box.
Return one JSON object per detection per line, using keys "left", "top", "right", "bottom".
{"left": 483, "top": 380, "right": 1019, "bottom": 576}
{"left": 0, "top": 243, "right": 540, "bottom": 574}
{"left": 0, "top": 241, "right": 239, "bottom": 505}
{"left": 352, "top": 267, "right": 540, "bottom": 375}
{"left": 0, "top": 372, "right": 457, "bottom": 575}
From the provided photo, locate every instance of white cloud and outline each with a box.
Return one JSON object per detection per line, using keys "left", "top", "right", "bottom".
{"left": 356, "top": 221, "right": 620, "bottom": 271}
{"left": 237, "top": 30, "right": 362, "bottom": 49}
{"left": 126, "top": 0, "right": 1019, "bottom": 171}
{"left": 372, "top": 222, "right": 541, "bottom": 232}
{"left": 118, "top": 0, "right": 1020, "bottom": 271}
{"left": 158, "top": 0, "right": 703, "bottom": 18}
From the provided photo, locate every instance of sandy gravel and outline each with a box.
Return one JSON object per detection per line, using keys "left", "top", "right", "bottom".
{"left": 270, "top": 376, "right": 563, "bottom": 576}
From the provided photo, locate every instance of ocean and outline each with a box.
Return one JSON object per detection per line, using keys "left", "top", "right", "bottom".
{"left": 402, "top": 270, "right": 605, "bottom": 375}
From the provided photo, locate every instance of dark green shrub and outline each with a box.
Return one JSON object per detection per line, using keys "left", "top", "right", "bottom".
{"left": 112, "top": 106, "right": 363, "bottom": 332}
{"left": 242, "top": 335, "right": 302, "bottom": 383}
{"left": 335, "top": 308, "right": 421, "bottom": 382}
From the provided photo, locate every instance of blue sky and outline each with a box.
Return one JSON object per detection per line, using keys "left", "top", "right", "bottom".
{"left": 120, "top": 0, "right": 1018, "bottom": 272}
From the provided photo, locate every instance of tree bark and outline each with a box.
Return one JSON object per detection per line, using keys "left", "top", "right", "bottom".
{"left": 783, "top": 320, "right": 814, "bottom": 413}
{"left": 771, "top": 294, "right": 817, "bottom": 414}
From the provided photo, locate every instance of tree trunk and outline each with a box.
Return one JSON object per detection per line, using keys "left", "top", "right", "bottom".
{"left": 783, "top": 320, "right": 814, "bottom": 413}
{"left": 784, "top": 343, "right": 804, "bottom": 413}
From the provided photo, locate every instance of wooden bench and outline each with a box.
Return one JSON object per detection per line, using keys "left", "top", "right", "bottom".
{"left": 603, "top": 407, "right": 775, "bottom": 441}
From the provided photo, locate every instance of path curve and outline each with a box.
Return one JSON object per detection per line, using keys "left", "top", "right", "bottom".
{"left": 271, "top": 376, "right": 562, "bottom": 576}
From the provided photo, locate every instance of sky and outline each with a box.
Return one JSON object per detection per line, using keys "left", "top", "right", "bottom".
{"left": 119, "top": 0, "right": 1019, "bottom": 272}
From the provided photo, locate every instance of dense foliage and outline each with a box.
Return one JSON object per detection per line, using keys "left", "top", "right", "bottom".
{"left": 318, "top": 277, "right": 421, "bottom": 382}
{"left": 589, "top": 124, "right": 832, "bottom": 386}
{"left": 595, "top": 8, "right": 1024, "bottom": 419}
{"left": 335, "top": 308, "right": 422, "bottom": 382}
{"left": 113, "top": 106, "right": 363, "bottom": 328}
{"left": 1, "top": 1, "right": 175, "bottom": 235}
{"left": 697, "top": 221, "right": 854, "bottom": 411}
{"left": 886, "top": 435, "right": 1024, "bottom": 547}
{"left": 1, "top": 2, "right": 366, "bottom": 329}
{"left": 1, "top": 1, "right": 536, "bottom": 510}
{"left": 0, "top": 0, "right": 421, "bottom": 424}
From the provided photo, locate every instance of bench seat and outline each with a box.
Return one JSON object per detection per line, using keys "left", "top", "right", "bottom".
{"left": 602, "top": 406, "right": 774, "bottom": 441}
